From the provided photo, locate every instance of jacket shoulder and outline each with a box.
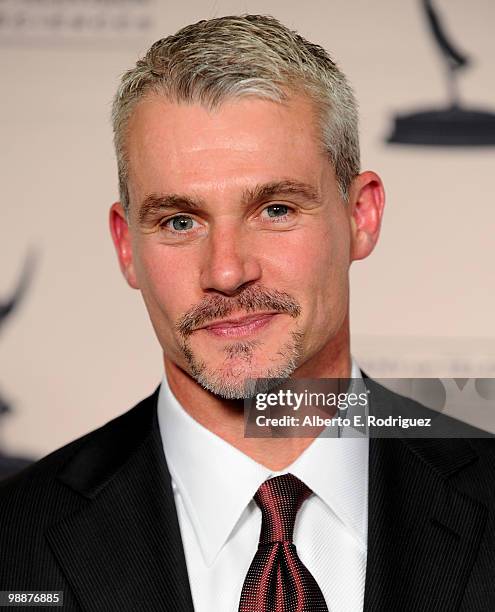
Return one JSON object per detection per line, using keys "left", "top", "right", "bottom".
{"left": 0, "top": 388, "right": 159, "bottom": 523}
{"left": 0, "top": 389, "right": 163, "bottom": 592}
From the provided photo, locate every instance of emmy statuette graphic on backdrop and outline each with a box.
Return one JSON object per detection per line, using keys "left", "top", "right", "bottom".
{"left": 388, "top": 0, "right": 495, "bottom": 145}
{"left": 0, "top": 252, "right": 35, "bottom": 479}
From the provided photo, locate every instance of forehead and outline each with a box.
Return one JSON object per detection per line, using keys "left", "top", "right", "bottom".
{"left": 124, "top": 93, "right": 331, "bottom": 207}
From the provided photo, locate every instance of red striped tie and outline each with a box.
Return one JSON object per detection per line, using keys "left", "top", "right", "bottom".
{"left": 239, "top": 473, "right": 329, "bottom": 612}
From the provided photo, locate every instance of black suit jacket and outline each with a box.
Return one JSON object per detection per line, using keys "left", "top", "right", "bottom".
{"left": 1, "top": 385, "right": 494, "bottom": 611}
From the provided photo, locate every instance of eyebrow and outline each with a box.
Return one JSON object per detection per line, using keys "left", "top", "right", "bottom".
{"left": 138, "top": 193, "right": 205, "bottom": 225}
{"left": 138, "top": 180, "right": 321, "bottom": 225}
{"left": 242, "top": 180, "right": 321, "bottom": 207}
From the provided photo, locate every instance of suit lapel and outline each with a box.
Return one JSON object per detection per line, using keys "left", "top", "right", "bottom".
{"left": 45, "top": 391, "right": 195, "bottom": 612}
{"left": 364, "top": 436, "right": 487, "bottom": 612}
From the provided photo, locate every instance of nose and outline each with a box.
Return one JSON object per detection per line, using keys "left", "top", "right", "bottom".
{"left": 199, "top": 222, "right": 262, "bottom": 295}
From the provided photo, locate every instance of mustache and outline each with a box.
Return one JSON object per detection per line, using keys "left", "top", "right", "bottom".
{"left": 176, "top": 285, "right": 301, "bottom": 337}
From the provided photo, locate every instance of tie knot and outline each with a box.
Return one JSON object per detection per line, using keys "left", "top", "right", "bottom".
{"left": 254, "top": 474, "right": 312, "bottom": 544}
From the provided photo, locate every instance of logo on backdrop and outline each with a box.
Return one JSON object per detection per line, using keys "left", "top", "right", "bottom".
{"left": 0, "top": 0, "right": 154, "bottom": 44}
{"left": 0, "top": 252, "right": 36, "bottom": 479}
{"left": 387, "top": 0, "right": 495, "bottom": 146}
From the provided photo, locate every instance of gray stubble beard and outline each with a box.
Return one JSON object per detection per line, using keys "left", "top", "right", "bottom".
{"left": 180, "top": 329, "right": 305, "bottom": 400}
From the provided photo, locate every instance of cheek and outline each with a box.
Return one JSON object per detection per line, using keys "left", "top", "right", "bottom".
{"left": 271, "top": 223, "right": 349, "bottom": 291}
{"left": 132, "top": 242, "right": 195, "bottom": 324}
{"left": 277, "top": 223, "right": 350, "bottom": 327}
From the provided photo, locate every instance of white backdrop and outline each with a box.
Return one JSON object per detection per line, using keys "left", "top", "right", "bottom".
{"left": 1, "top": 0, "right": 494, "bottom": 458}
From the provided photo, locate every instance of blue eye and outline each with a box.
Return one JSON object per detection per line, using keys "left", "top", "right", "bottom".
{"left": 264, "top": 204, "right": 290, "bottom": 218}
{"left": 165, "top": 216, "right": 196, "bottom": 231}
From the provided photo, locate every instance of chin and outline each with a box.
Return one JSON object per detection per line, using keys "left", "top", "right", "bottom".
{"left": 181, "top": 329, "right": 305, "bottom": 400}
{"left": 192, "top": 363, "right": 297, "bottom": 400}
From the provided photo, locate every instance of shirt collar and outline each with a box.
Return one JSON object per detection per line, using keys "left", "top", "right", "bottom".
{"left": 157, "top": 358, "right": 368, "bottom": 566}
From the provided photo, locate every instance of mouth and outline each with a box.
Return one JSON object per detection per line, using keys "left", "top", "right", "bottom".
{"left": 198, "top": 312, "right": 280, "bottom": 338}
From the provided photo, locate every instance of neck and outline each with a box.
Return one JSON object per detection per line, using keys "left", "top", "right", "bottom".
{"left": 164, "top": 322, "right": 351, "bottom": 471}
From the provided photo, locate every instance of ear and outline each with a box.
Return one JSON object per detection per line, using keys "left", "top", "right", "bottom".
{"left": 109, "top": 202, "right": 139, "bottom": 289}
{"left": 348, "top": 171, "right": 385, "bottom": 262}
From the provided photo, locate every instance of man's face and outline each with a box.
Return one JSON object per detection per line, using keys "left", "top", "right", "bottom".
{"left": 111, "top": 93, "right": 381, "bottom": 398}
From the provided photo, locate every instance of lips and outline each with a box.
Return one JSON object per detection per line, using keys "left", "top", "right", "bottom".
{"left": 203, "top": 313, "right": 276, "bottom": 329}
{"left": 199, "top": 312, "right": 279, "bottom": 337}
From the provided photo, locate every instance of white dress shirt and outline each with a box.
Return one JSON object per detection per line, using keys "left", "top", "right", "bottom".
{"left": 157, "top": 360, "right": 368, "bottom": 612}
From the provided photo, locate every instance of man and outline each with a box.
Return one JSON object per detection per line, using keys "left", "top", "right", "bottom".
{"left": 1, "top": 14, "right": 494, "bottom": 612}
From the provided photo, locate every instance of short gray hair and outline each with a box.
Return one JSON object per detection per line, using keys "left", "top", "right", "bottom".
{"left": 112, "top": 14, "right": 360, "bottom": 216}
